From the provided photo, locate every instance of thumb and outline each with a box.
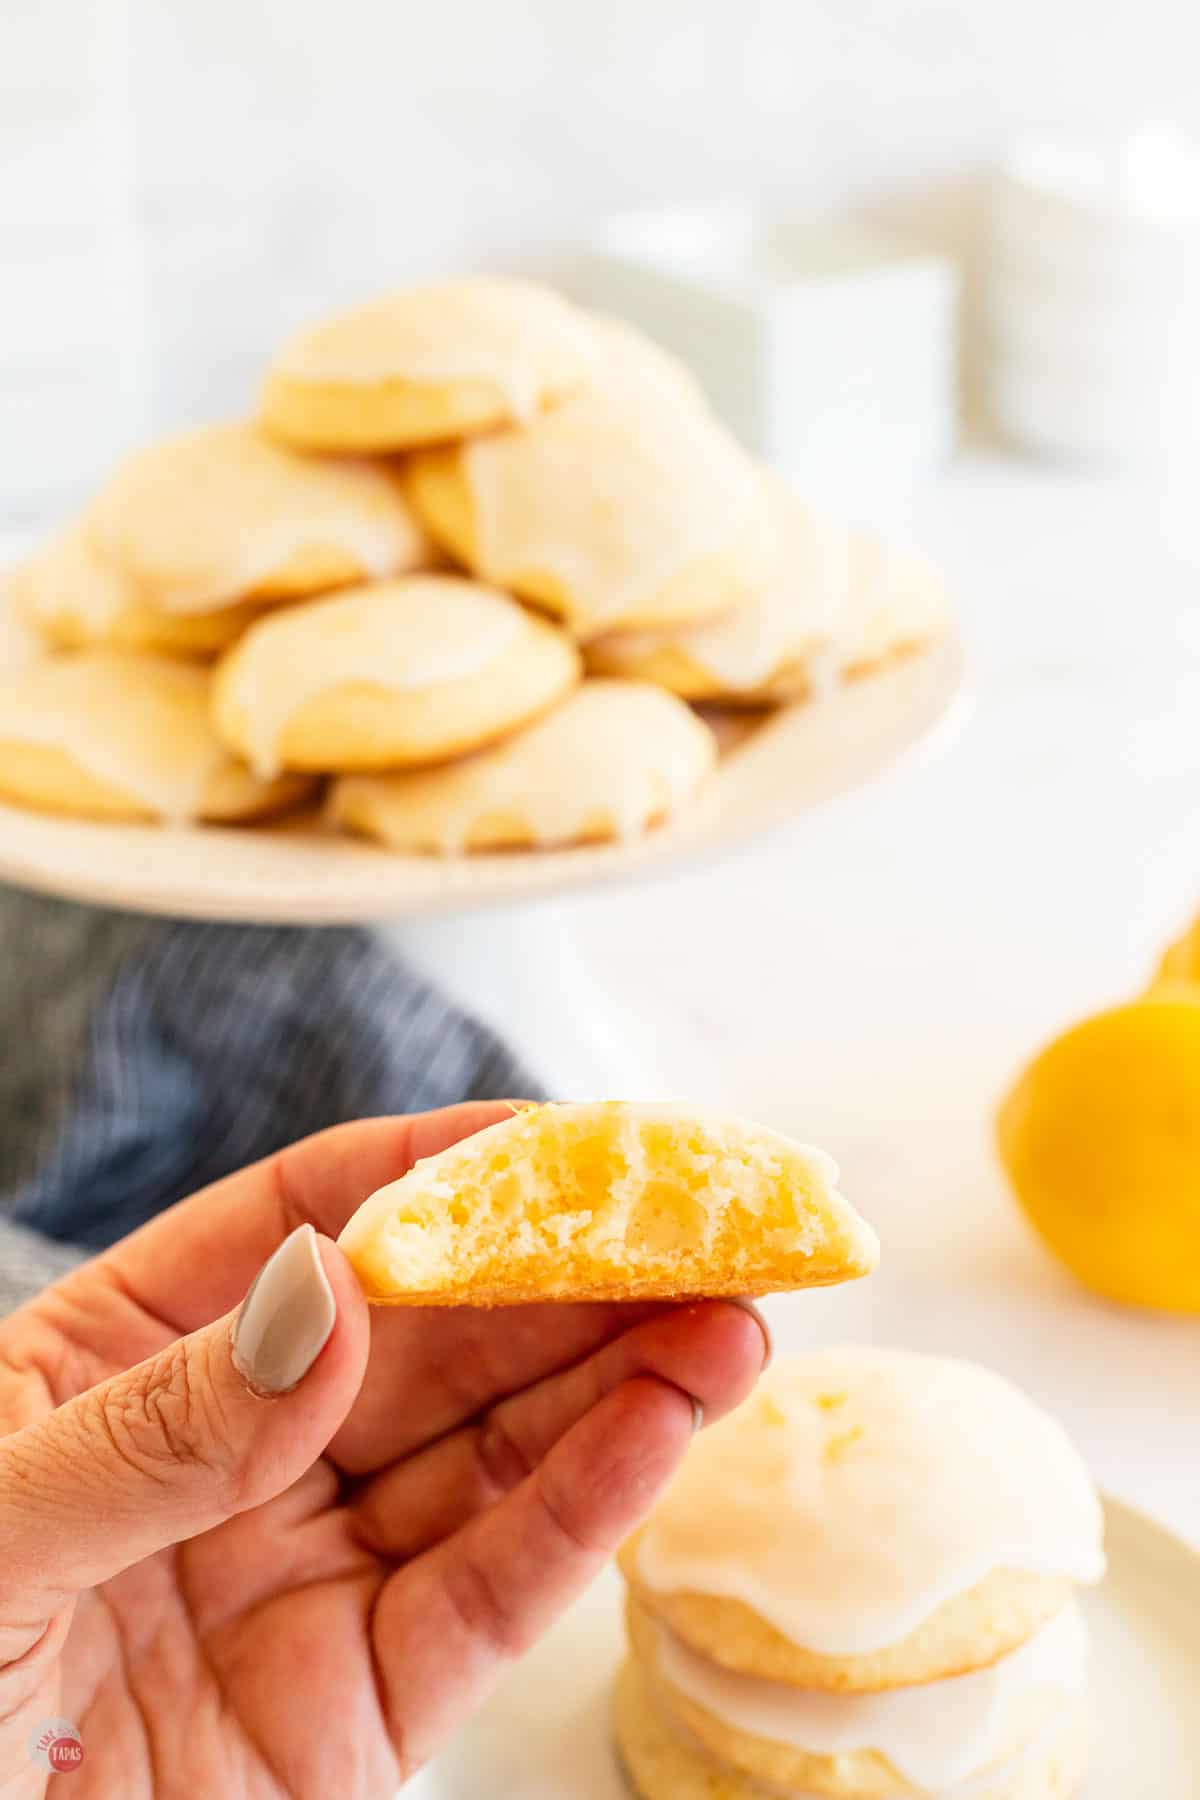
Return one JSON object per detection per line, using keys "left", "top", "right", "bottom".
{"left": 0, "top": 1226, "right": 368, "bottom": 1608}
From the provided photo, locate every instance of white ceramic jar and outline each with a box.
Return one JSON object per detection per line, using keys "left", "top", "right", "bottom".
{"left": 571, "top": 210, "right": 959, "bottom": 505}
{"left": 986, "top": 128, "right": 1200, "bottom": 463}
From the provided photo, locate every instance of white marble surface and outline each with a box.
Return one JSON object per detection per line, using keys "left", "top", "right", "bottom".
{"left": 410, "top": 451, "right": 1200, "bottom": 1549}
{"left": 11, "top": 1, "right": 1200, "bottom": 509}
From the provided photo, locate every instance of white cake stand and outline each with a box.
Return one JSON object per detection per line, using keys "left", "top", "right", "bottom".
{"left": 0, "top": 631, "right": 966, "bottom": 1094}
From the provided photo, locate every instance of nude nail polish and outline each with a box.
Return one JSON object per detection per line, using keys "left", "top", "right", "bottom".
{"left": 232, "top": 1224, "right": 336, "bottom": 1395}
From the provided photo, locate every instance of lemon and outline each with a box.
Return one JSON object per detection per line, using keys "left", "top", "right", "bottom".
{"left": 996, "top": 993, "right": 1200, "bottom": 1313}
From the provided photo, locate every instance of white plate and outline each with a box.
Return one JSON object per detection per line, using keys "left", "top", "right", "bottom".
{"left": 0, "top": 634, "right": 965, "bottom": 924}
{"left": 415, "top": 1496, "right": 1199, "bottom": 1799}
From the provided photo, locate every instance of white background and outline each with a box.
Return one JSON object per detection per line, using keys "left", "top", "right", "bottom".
{"left": 7, "top": 0, "right": 1200, "bottom": 457}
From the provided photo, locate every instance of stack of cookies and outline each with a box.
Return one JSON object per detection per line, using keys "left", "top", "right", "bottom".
{"left": 0, "top": 276, "right": 948, "bottom": 851}
{"left": 615, "top": 1347, "right": 1105, "bottom": 1800}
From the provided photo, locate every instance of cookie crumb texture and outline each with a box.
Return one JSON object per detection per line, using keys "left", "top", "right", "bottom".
{"left": 337, "top": 1101, "right": 878, "bottom": 1305}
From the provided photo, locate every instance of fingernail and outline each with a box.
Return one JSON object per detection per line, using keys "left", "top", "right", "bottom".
{"left": 726, "top": 1297, "right": 773, "bottom": 1368}
{"left": 690, "top": 1395, "right": 704, "bottom": 1435}
{"left": 232, "top": 1225, "right": 336, "bottom": 1395}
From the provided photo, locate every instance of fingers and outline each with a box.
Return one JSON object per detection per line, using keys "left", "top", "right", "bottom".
{"left": 350, "top": 1300, "right": 769, "bottom": 1556}
{"left": 77, "top": 1103, "right": 523, "bottom": 1342}
{"left": 0, "top": 1233, "right": 368, "bottom": 1619}
{"left": 371, "top": 1375, "right": 696, "bottom": 1779}
{"left": 326, "top": 1297, "right": 667, "bottom": 1476}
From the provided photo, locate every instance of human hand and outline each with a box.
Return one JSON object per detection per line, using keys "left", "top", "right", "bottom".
{"left": 0, "top": 1104, "right": 768, "bottom": 1796}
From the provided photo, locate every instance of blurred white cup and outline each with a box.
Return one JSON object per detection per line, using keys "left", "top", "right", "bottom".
{"left": 987, "top": 127, "right": 1200, "bottom": 464}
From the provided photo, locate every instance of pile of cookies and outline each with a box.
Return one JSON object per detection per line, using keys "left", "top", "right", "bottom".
{"left": 615, "top": 1347, "right": 1105, "bottom": 1800}
{"left": 0, "top": 276, "right": 948, "bottom": 852}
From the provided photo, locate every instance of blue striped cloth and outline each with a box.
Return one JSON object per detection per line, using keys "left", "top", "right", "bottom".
{"left": 0, "top": 885, "right": 543, "bottom": 1313}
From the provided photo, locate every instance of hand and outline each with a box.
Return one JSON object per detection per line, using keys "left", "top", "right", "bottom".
{"left": 0, "top": 1105, "right": 768, "bottom": 1796}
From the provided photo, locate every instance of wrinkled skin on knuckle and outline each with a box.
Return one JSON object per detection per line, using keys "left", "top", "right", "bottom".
{"left": 87, "top": 1337, "right": 235, "bottom": 1496}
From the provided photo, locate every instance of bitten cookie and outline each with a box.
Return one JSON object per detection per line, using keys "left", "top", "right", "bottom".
{"left": 86, "top": 421, "right": 432, "bottom": 615}
{"left": 10, "top": 523, "right": 263, "bottom": 658}
{"left": 260, "top": 276, "right": 594, "bottom": 451}
{"left": 336, "top": 1100, "right": 879, "bottom": 1305}
{"left": 212, "top": 574, "right": 581, "bottom": 776}
{"left": 0, "top": 651, "right": 314, "bottom": 824}
{"left": 404, "top": 322, "right": 772, "bottom": 639}
{"left": 330, "top": 679, "right": 716, "bottom": 854}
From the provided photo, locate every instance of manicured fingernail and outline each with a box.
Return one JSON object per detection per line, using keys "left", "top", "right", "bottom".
{"left": 232, "top": 1225, "right": 336, "bottom": 1395}
{"left": 690, "top": 1395, "right": 704, "bottom": 1435}
{"left": 726, "top": 1297, "right": 773, "bottom": 1368}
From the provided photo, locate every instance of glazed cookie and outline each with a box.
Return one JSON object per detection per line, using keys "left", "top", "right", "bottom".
{"left": 331, "top": 679, "right": 716, "bottom": 854}
{"left": 212, "top": 574, "right": 580, "bottom": 777}
{"left": 612, "top": 1658, "right": 1089, "bottom": 1800}
{"left": 261, "top": 276, "right": 594, "bottom": 451}
{"left": 336, "top": 1101, "right": 879, "bottom": 1306}
{"left": 621, "top": 1350, "right": 1105, "bottom": 1693}
{"left": 404, "top": 332, "right": 772, "bottom": 639}
{"left": 87, "top": 421, "right": 432, "bottom": 615}
{"left": 10, "top": 523, "right": 263, "bottom": 658}
{"left": 0, "top": 651, "right": 314, "bottom": 824}
{"left": 587, "top": 488, "right": 853, "bottom": 704}
{"left": 840, "top": 535, "right": 949, "bottom": 679}
{"left": 627, "top": 1595, "right": 1088, "bottom": 1799}
{"left": 582, "top": 311, "right": 710, "bottom": 414}
{"left": 620, "top": 1560, "right": 1075, "bottom": 1701}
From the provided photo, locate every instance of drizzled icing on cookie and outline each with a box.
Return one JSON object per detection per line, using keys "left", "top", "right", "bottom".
{"left": 218, "top": 576, "right": 527, "bottom": 778}
{"left": 274, "top": 277, "right": 593, "bottom": 422}
{"left": 462, "top": 330, "right": 768, "bottom": 638}
{"left": 89, "top": 423, "right": 427, "bottom": 614}
{"left": 0, "top": 651, "right": 227, "bottom": 822}
{"left": 653, "top": 1600, "right": 1087, "bottom": 1789}
{"left": 331, "top": 678, "right": 715, "bottom": 852}
{"left": 635, "top": 1348, "right": 1105, "bottom": 1656}
{"left": 8, "top": 524, "right": 135, "bottom": 635}
{"left": 593, "top": 486, "right": 853, "bottom": 691}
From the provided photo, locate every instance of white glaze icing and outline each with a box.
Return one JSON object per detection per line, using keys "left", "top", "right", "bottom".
{"left": 89, "top": 422, "right": 427, "bottom": 614}
{"left": 657, "top": 1699, "right": 1083, "bottom": 1800}
{"left": 331, "top": 678, "right": 715, "bottom": 852}
{"left": 0, "top": 650, "right": 227, "bottom": 821}
{"left": 654, "top": 1602, "right": 1087, "bottom": 1790}
{"left": 635, "top": 1348, "right": 1105, "bottom": 1656}
{"left": 580, "top": 312, "right": 709, "bottom": 415}
{"left": 220, "top": 575, "right": 527, "bottom": 778}
{"left": 274, "top": 277, "right": 594, "bottom": 421}
{"left": 462, "top": 334, "right": 766, "bottom": 637}
{"left": 595, "top": 484, "right": 854, "bottom": 690}
{"left": 8, "top": 524, "right": 136, "bottom": 634}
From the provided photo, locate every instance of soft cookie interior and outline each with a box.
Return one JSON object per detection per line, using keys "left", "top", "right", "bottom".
{"left": 337, "top": 1101, "right": 879, "bottom": 1305}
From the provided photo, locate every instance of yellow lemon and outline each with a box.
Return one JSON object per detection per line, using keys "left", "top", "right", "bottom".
{"left": 996, "top": 994, "right": 1200, "bottom": 1313}
{"left": 1153, "top": 911, "right": 1200, "bottom": 989}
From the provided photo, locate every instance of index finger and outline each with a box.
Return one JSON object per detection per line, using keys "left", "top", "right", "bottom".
{"left": 91, "top": 1102, "right": 519, "bottom": 1336}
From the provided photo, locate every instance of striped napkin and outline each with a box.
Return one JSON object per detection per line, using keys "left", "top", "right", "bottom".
{"left": 0, "top": 884, "right": 542, "bottom": 1313}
